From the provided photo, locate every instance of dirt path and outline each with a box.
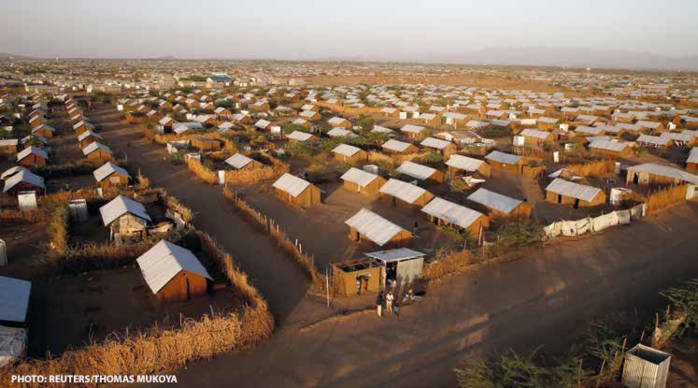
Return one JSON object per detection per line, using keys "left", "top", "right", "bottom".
{"left": 169, "top": 202, "right": 698, "bottom": 388}
{"left": 90, "top": 105, "right": 312, "bottom": 325}
{"left": 92, "top": 104, "right": 698, "bottom": 387}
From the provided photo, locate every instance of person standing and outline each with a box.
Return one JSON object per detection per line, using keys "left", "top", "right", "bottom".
{"left": 376, "top": 291, "right": 383, "bottom": 317}
{"left": 386, "top": 291, "right": 394, "bottom": 314}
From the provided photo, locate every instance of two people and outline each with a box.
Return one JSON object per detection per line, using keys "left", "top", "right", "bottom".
{"left": 376, "top": 290, "right": 397, "bottom": 317}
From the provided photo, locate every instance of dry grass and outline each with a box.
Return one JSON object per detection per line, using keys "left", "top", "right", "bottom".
{"left": 646, "top": 184, "right": 689, "bottom": 214}
{"left": 565, "top": 160, "right": 615, "bottom": 178}
{"left": 186, "top": 157, "right": 218, "bottom": 184}
{"left": 46, "top": 204, "right": 69, "bottom": 260}
{"left": 223, "top": 155, "right": 289, "bottom": 186}
{"left": 0, "top": 209, "right": 45, "bottom": 226}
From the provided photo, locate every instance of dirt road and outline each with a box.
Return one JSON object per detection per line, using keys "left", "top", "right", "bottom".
{"left": 92, "top": 106, "right": 311, "bottom": 324}
{"left": 93, "top": 105, "right": 698, "bottom": 387}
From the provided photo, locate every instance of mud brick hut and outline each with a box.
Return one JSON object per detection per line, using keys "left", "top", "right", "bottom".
{"left": 93, "top": 161, "right": 130, "bottom": 187}
{"left": 421, "top": 197, "right": 489, "bottom": 239}
{"left": 82, "top": 142, "right": 114, "bottom": 163}
{"left": 340, "top": 167, "right": 386, "bottom": 195}
{"left": 379, "top": 178, "right": 434, "bottom": 207}
{"left": 344, "top": 208, "right": 413, "bottom": 247}
{"left": 272, "top": 173, "right": 321, "bottom": 208}
{"left": 99, "top": 195, "right": 152, "bottom": 242}
{"left": 467, "top": 188, "right": 531, "bottom": 218}
{"left": 16, "top": 146, "right": 48, "bottom": 168}
{"left": 332, "top": 143, "right": 367, "bottom": 163}
{"left": 545, "top": 178, "right": 606, "bottom": 208}
{"left": 136, "top": 240, "right": 213, "bottom": 303}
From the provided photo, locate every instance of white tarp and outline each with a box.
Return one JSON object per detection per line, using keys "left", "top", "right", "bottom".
{"left": 544, "top": 204, "right": 646, "bottom": 238}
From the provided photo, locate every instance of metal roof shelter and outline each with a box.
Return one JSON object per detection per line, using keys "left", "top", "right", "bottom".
{"left": 382, "top": 139, "right": 413, "bottom": 152}
{"left": 446, "top": 154, "right": 486, "bottom": 172}
{"left": 421, "top": 197, "right": 484, "bottom": 229}
{"left": 82, "top": 141, "right": 113, "bottom": 156}
{"left": 340, "top": 167, "right": 380, "bottom": 187}
{"left": 93, "top": 162, "right": 130, "bottom": 183}
{"left": 364, "top": 248, "right": 425, "bottom": 263}
{"left": 396, "top": 161, "right": 437, "bottom": 181}
{"left": 401, "top": 124, "right": 425, "bottom": 134}
{"left": 225, "top": 153, "right": 255, "bottom": 169}
{"left": 589, "top": 140, "right": 629, "bottom": 152}
{"left": 77, "top": 130, "right": 103, "bottom": 142}
{"left": 173, "top": 122, "right": 203, "bottom": 134}
{"left": 136, "top": 240, "right": 212, "bottom": 295}
{"left": 0, "top": 276, "right": 31, "bottom": 323}
{"left": 17, "top": 146, "right": 48, "bottom": 163}
{"left": 286, "top": 130, "right": 313, "bottom": 141}
{"left": 1, "top": 166, "right": 29, "bottom": 181}
{"left": 485, "top": 150, "right": 521, "bottom": 165}
{"left": 327, "top": 127, "right": 356, "bottom": 138}
{"left": 545, "top": 178, "right": 601, "bottom": 202}
{"left": 627, "top": 163, "right": 698, "bottom": 185}
{"left": 467, "top": 188, "right": 522, "bottom": 214}
{"left": 99, "top": 195, "right": 152, "bottom": 226}
{"left": 379, "top": 178, "right": 428, "bottom": 204}
{"left": 420, "top": 137, "right": 451, "bottom": 150}
{"left": 2, "top": 170, "right": 45, "bottom": 193}
{"left": 332, "top": 144, "right": 362, "bottom": 157}
{"left": 344, "top": 208, "right": 407, "bottom": 246}
{"left": 272, "top": 173, "right": 311, "bottom": 198}
{"left": 519, "top": 128, "right": 551, "bottom": 140}
{"left": 371, "top": 125, "right": 393, "bottom": 134}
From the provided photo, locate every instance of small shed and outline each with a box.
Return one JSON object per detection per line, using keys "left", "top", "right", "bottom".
{"left": 77, "top": 130, "right": 104, "bottom": 148}
{"left": 286, "top": 130, "right": 315, "bottom": 142}
{"left": 396, "top": 161, "right": 444, "bottom": 183}
{"left": 225, "top": 153, "right": 262, "bottom": 171}
{"left": 344, "top": 208, "right": 413, "bottom": 246}
{"left": 622, "top": 344, "right": 671, "bottom": 388}
{"left": 136, "top": 240, "right": 213, "bottom": 302}
{"left": 93, "top": 162, "right": 130, "bottom": 187}
{"left": 3, "top": 170, "right": 45, "bottom": 196}
{"left": 485, "top": 150, "right": 524, "bottom": 173}
{"left": 545, "top": 178, "right": 606, "bottom": 207}
{"left": 467, "top": 188, "right": 531, "bottom": 218}
{"left": 365, "top": 248, "right": 425, "bottom": 286}
{"left": 446, "top": 154, "right": 491, "bottom": 177}
{"left": 340, "top": 167, "right": 386, "bottom": 195}
{"left": 272, "top": 173, "right": 321, "bottom": 208}
{"left": 332, "top": 144, "right": 367, "bottom": 163}
{"left": 420, "top": 137, "right": 456, "bottom": 157}
{"left": 379, "top": 178, "right": 434, "bottom": 207}
{"left": 99, "top": 195, "right": 152, "bottom": 241}
{"left": 382, "top": 139, "right": 418, "bottom": 154}
{"left": 400, "top": 124, "right": 427, "bottom": 139}
{"left": 421, "top": 197, "right": 489, "bottom": 238}
{"left": 17, "top": 146, "right": 48, "bottom": 167}
{"left": 82, "top": 142, "right": 114, "bottom": 163}
{"left": 331, "top": 258, "right": 382, "bottom": 296}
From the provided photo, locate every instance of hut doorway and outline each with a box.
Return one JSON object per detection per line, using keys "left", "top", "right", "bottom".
{"left": 557, "top": 194, "right": 562, "bottom": 204}
{"left": 574, "top": 199, "right": 580, "bottom": 209}
{"left": 185, "top": 276, "right": 191, "bottom": 300}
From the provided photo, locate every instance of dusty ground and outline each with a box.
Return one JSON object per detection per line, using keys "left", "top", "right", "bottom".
{"left": 28, "top": 265, "right": 240, "bottom": 357}
{"left": 89, "top": 104, "right": 698, "bottom": 387}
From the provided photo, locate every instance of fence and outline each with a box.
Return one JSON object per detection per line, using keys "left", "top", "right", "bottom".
{"left": 543, "top": 204, "right": 646, "bottom": 238}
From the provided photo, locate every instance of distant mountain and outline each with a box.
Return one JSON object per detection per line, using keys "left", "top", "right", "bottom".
{"left": 431, "top": 47, "right": 698, "bottom": 71}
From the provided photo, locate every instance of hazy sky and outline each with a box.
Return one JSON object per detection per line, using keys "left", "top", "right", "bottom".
{"left": 2, "top": 0, "right": 697, "bottom": 60}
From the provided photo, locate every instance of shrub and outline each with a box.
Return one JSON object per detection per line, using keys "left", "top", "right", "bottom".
{"left": 495, "top": 222, "right": 543, "bottom": 248}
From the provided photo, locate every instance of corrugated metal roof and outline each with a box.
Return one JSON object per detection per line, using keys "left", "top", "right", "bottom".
{"left": 627, "top": 163, "right": 698, "bottom": 184}
{"left": 77, "top": 130, "right": 103, "bottom": 142}
{"left": 327, "top": 127, "right": 356, "bottom": 137}
{"left": 1, "top": 166, "right": 29, "bottom": 181}
{"left": 396, "top": 161, "right": 437, "bottom": 181}
{"left": 545, "top": 178, "right": 602, "bottom": 202}
{"left": 0, "top": 276, "right": 31, "bottom": 322}
{"left": 420, "top": 137, "right": 451, "bottom": 150}
{"left": 82, "top": 141, "right": 112, "bottom": 156}
{"left": 328, "top": 117, "right": 348, "bottom": 125}
{"left": 225, "top": 153, "right": 255, "bottom": 169}
{"left": 589, "top": 140, "right": 628, "bottom": 152}
{"left": 467, "top": 188, "right": 521, "bottom": 214}
{"left": 17, "top": 146, "right": 48, "bottom": 162}
{"left": 379, "top": 178, "right": 429, "bottom": 204}
{"left": 344, "top": 208, "right": 407, "bottom": 246}
{"left": 99, "top": 195, "right": 152, "bottom": 226}
{"left": 3, "top": 170, "right": 45, "bottom": 193}
{"left": 446, "top": 154, "right": 485, "bottom": 172}
{"left": 382, "top": 139, "right": 412, "bottom": 152}
{"left": 340, "top": 167, "right": 380, "bottom": 187}
{"left": 332, "top": 143, "right": 362, "bottom": 157}
{"left": 364, "top": 248, "right": 425, "bottom": 263}
{"left": 421, "top": 197, "right": 483, "bottom": 229}
{"left": 272, "top": 173, "right": 311, "bottom": 197}
{"left": 287, "top": 130, "right": 313, "bottom": 141}
{"left": 485, "top": 150, "right": 521, "bottom": 165}
{"left": 136, "top": 240, "right": 212, "bottom": 295}
{"left": 371, "top": 125, "right": 393, "bottom": 134}
{"left": 519, "top": 128, "right": 551, "bottom": 139}
{"left": 93, "top": 162, "right": 130, "bottom": 182}
{"left": 401, "top": 124, "right": 425, "bottom": 134}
